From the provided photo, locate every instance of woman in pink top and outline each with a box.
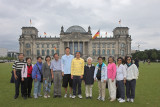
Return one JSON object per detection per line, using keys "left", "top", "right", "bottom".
{"left": 107, "top": 56, "right": 117, "bottom": 102}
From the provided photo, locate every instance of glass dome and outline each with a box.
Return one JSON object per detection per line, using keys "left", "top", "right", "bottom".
{"left": 66, "top": 25, "right": 86, "bottom": 33}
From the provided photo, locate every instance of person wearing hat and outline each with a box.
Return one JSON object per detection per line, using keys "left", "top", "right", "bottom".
{"left": 32, "top": 56, "right": 43, "bottom": 99}
{"left": 71, "top": 51, "right": 84, "bottom": 99}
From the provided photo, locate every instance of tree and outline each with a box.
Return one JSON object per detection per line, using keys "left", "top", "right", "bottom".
{"left": 151, "top": 51, "right": 158, "bottom": 60}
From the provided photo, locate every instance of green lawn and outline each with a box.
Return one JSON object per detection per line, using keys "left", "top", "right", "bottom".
{"left": 0, "top": 62, "right": 160, "bottom": 107}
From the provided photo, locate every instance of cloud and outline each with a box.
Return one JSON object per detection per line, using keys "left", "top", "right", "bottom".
{"left": 0, "top": 0, "right": 160, "bottom": 52}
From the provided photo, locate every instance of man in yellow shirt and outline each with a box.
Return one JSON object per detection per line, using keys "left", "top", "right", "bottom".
{"left": 71, "top": 51, "right": 84, "bottom": 99}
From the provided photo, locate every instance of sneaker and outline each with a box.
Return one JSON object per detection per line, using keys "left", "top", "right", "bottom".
{"left": 117, "top": 98, "right": 122, "bottom": 101}
{"left": 86, "top": 97, "right": 89, "bottom": 99}
{"left": 34, "top": 95, "right": 38, "bottom": 99}
{"left": 38, "top": 94, "right": 42, "bottom": 97}
{"left": 64, "top": 94, "right": 67, "bottom": 98}
{"left": 69, "top": 94, "right": 72, "bottom": 98}
{"left": 101, "top": 98, "right": 105, "bottom": 101}
{"left": 97, "top": 96, "right": 101, "bottom": 100}
{"left": 119, "top": 99, "right": 125, "bottom": 103}
{"left": 14, "top": 95, "right": 18, "bottom": 99}
{"left": 89, "top": 96, "right": 92, "bottom": 99}
{"left": 127, "top": 98, "right": 130, "bottom": 102}
{"left": 72, "top": 95, "right": 76, "bottom": 99}
{"left": 78, "top": 95, "right": 83, "bottom": 99}
{"left": 44, "top": 95, "right": 47, "bottom": 98}
{"left": 110, "top": 99, "right": 116, "bottom": 102}
{"left": 130, "top": 99, "right": 134, "bottom": 103}
{"left": 47, "top": 95, "right": 50, "bottom": 98}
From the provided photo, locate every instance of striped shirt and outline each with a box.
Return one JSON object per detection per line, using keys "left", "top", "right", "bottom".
{"left": 12, "top": 60, "right": 26, "bottom": 71}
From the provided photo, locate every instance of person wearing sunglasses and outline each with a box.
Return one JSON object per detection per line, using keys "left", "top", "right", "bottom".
{"left": 124, "top": 56, "right": 139, "bottom": 103}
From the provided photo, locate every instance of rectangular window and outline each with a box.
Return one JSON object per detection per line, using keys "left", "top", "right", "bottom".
{"left": 37, "top": 50, "right": 40, "bottom": 56}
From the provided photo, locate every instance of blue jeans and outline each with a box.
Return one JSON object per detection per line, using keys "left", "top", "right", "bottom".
{"left": 43, "top": 80, "right": 51, "bottom": 95}
{"left": 73, "top": 76, "right": 82, "bottom": 95}
{"left": 34, "top": 80, "right": 41, "bottom": 95}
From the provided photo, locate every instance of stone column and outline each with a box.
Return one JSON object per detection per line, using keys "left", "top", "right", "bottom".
{"left": 83, "top": 42, "right": 85, "bottom": 55}
{"left": 73, "top": 41, "right": 74, "bottom": 54}
{"left": 78, "top": 41, "right": 79, "bottom": 51}
{"left": 67, "top": 42, "right": 69, "bottom": 47}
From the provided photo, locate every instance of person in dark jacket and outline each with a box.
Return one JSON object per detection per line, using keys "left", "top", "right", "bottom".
{"left": 83, "top": 57, "right": 95, "bottom": 99}
{"left": 134, "top": 57, "right": 139, "bottom": 68}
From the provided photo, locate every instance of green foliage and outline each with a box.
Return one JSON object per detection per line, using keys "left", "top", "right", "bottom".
{"left": 132, "top": 49, "right": 160, "bottom": 61}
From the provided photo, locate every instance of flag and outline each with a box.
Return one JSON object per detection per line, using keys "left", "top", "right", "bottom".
{"left": 119, "top": 19, "right": 121, "bottom": 24}
{"left": 92, "top": 30, "right": 100, "bottom": 39}
{"left": 44, "top": 32, "right": 47, "bottom": 35}
{"left": 30, "top": 19, "right": 32, "bottom": 25}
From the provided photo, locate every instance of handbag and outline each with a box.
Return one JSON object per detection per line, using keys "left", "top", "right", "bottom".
{"left": 36, "top": 64, "right": 43, "bottom": 82}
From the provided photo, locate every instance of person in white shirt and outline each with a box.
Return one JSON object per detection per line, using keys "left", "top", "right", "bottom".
{"left": 116, "top": 57, "right": 126, "bottom": 103}
{"left": 124, "top": 56, "right": 139, "bottom": 103}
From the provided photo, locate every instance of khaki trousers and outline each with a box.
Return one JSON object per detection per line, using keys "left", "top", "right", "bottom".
{"left": 85, "top": 85, "right": 93, "bottom": 97}
{"left": 98, "top": 81, "right": 106, "bottom": 99}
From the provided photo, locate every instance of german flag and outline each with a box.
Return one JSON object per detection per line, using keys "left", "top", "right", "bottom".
{"left": 92, "top": 30, "right": 100, "bottom": 39}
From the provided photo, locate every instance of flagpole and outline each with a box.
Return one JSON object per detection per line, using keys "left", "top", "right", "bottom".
{"left": 99, "top": 29, "right": 100, "bottom": 57}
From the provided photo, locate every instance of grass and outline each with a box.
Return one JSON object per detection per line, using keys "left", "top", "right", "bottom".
{"left": 0, "top": 62, "right": 160, "bottom": 107}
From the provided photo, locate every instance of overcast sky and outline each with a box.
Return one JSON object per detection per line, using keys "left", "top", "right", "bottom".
{"left": 0, "top": 0, "right": 160, "bottom": 51}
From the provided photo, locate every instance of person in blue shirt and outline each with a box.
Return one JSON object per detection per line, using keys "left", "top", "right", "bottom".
{"left": 61, "top": 47, "right": 74, "bottom": 98}
{"left": 32, "top": 56, "right": 43, "bottom": 99}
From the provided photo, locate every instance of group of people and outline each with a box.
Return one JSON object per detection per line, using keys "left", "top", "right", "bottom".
{"left": 12, "top": 47, "right": 139, "bottom": 103}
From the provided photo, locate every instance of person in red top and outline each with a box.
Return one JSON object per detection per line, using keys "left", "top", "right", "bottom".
{"left": 21, "top": 57, "right": 34, "bottom": 99}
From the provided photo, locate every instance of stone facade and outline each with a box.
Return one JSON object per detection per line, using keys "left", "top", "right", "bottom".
{"left": 19, "top": 25, "right": 131, "bottom": 62}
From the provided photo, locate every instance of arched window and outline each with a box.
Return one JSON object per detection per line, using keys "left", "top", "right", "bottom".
{"left": 112, "top": 49, "right": 115, "bottom": 55}
{"left": 37, "top": 50, "right": 40, "bottom": 56}
{"left": 121, "top": 43, "right": 125, "bottom": 48}
{"left": 26, "top": 50, "right": 30, "bottom": 56}
{"left": 42, "top": 50, "right": 45, "bottom": 56}
{"left": 56, "top": 49, "right": 59, "bottom": 55}
{"left": 121, "top": 50, "right": 125, "bottom": 56}
{"left": 26, "top": 43, "right": 30, "bottom": 48}
{"left": 102, "top": 49, "right": 105, "bottom": 55}
{"left": 92, "top": 49, "right": 96, "bottom": 56}
{"left": 97, "top": 49, "right": 100, "bottom": 55}
{"left": 47, "top": 50, "right": 50, "bottom": 56}
{"left": 107, "top": 49, "right": 110, "bottom": 55}
{"left": 52, "top": 50, "right": 54, "bottom": 56}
